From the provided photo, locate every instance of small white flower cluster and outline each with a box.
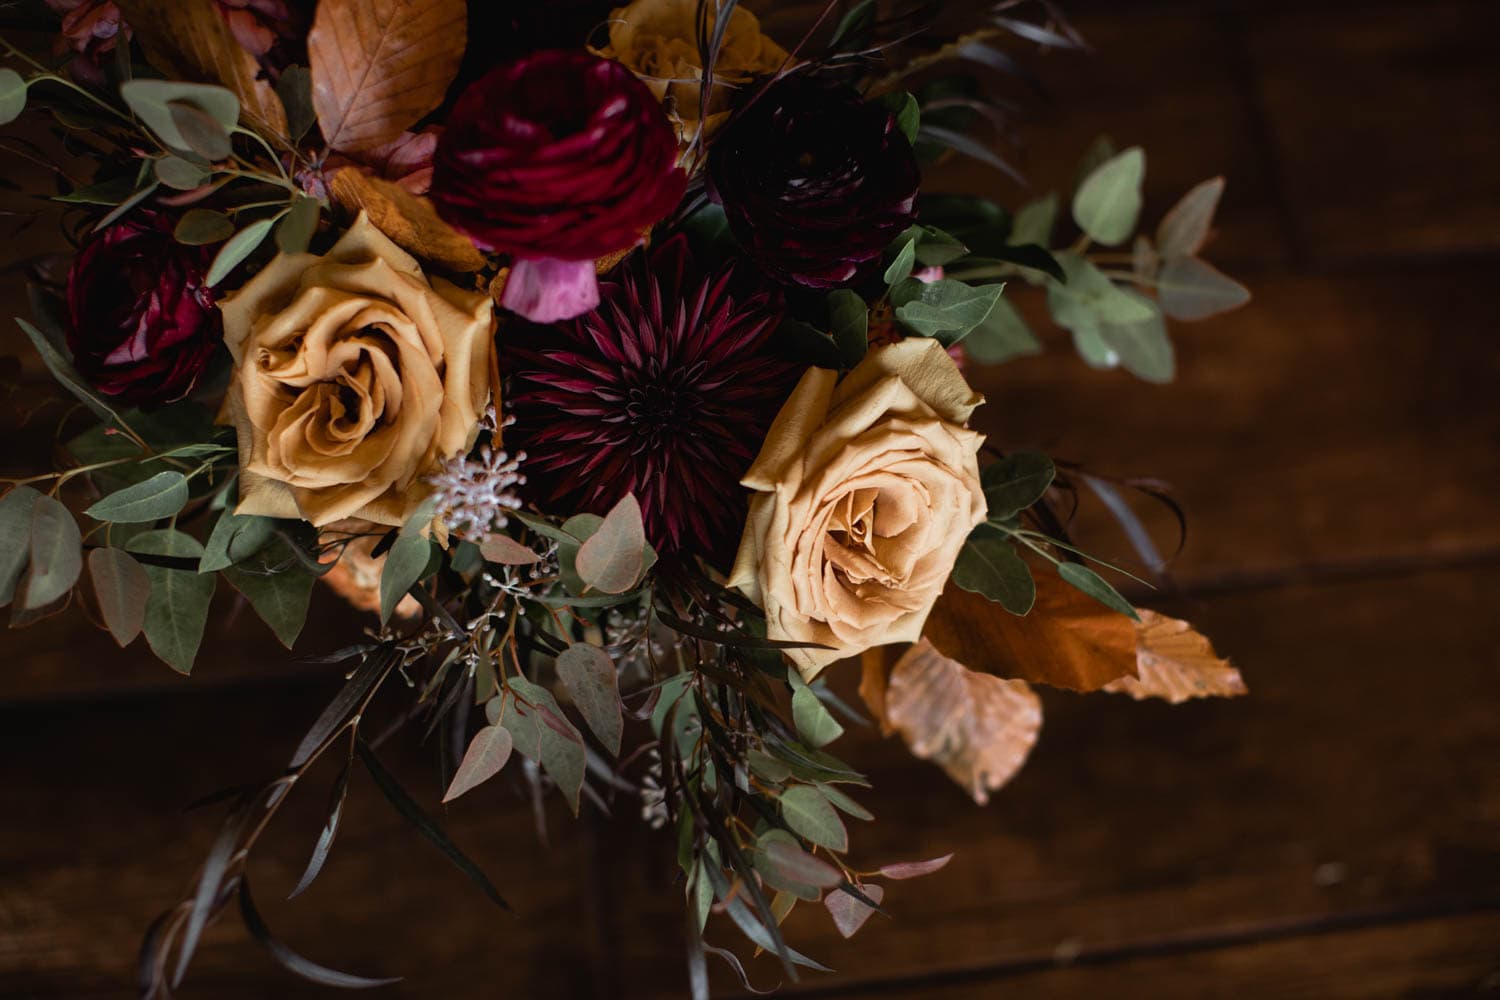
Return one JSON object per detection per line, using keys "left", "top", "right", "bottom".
{"left": 639, "top": 748, "right": 669, "bottom": 829}
{"left": 428, "top": 410, "right": 527, "bottom": 540}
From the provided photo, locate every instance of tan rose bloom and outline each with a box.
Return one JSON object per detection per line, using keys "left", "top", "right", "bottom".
{"left": 220, "top": 212, "right": 494, "bottom": 528}
{"left": 593, "top": 0, "right": 789, "bottom": 145}
{"left": 729, "top": 338, "right": 988, "bottom": 679}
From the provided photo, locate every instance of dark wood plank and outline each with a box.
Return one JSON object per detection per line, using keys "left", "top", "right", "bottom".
{"left": 797, "top": 909, "right": 1500, "bottom": 999}
{"left": 596, "top": 563, "right": 1500, "bottom": 997}
{"left": 0, "top": 681, "right": 612, "bottom": 999}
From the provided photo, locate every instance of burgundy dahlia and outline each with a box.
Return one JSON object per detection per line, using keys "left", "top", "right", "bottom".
{"left": 505, "top": 237, "right": 797, "bottom": 565}
{"left": 707, "top": 72, "right": 921, "bottom": 289}
{"left": 64, "top": 213, "right": 222, "bottom": 407}
{"left": 431, "top": 50, "right": 687, "bottom": 323}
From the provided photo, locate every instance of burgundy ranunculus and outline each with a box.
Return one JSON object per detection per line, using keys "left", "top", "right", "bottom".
{"left": 431, "top": 50, "right": 687, "bottom": 323}
{"left": 707, "top": 72, "right": 921, "bottom": 289}
{"left": 64, "top": 213, "right": 222, "bottom": 407}
{"left": 505, "top": 236, "right": 797, "bottom": 565}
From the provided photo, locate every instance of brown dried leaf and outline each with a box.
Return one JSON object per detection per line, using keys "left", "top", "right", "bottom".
{"left": 923, "top": 571, "right": 1138, "bottom": 692}
{"left": 1105, "top": 610, "right": 1247, "bottom": 703}
{"left": 329, "top": 168, "right": 485, "bottom": 272}
{"left": 117, "top": 0, "right": 288, "bottom": 140}
{"left": 885, "top": 639, "right": 1042, "bottom": 805}
{"left": 308, "top": 0, "right": 467, "bottom": 152}
{"left": 858, "top": 647, "right": 891, "bottom": 735}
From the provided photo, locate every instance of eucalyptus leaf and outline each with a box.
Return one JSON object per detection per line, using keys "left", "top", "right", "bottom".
{"left": 779, "top": 785, "right": 849, "bottom": 853}
{"left": 153, "top": 155, "right": 209, "bottom": 191}
{"left": 1096, "top": 289, "right": 1175, "bottom": 383}
{"left": 224, "top": 538, "right": 315, "bottom": 647}
{"left": 16, "top": 317, "right": 120, "bottom": 423}
{"left": 791, "top": 681, "right": 844, "bottom": 749}
{"left": 275, "top": 65, "right": 317, "bottom": 142}
{"left": 0, "top": 68, "right": 29, "bottom": 125}
{"left": 1057, "top": 562, "right": 1140, "bottom": 620}
{"left": 206, "top": 217, "right": 277, "bottom": 287}
{"left": 378, "top": 530, "right": 431, "bottom": 624}
{"left": 0, "top": 486, "right": 40, "bottom": 606}
{"left": 1157, "top": 176, "right": 1225, "bottom": 259}
{"left": 884, "top": 237, "right": 917, "bottom": 286}
{"left": 982, "top": 451, "right": 1055, "bottom": 518}
{"left": 826, "top": 289, "right": 868, "bottom": 367}
{"left": 441, "top": 724, "right": 513, "bottom": 803}
{"left": 951, "top": 527, "right": 1035, "bottom": 614}
{"left": 1072, "top": 146, "right": 1145, "bottom": 246}
{"left": 88, "top": 547, "right": 149, "bottom": 646}
{"left": 495, "top": 677, "right": 586, "bottom": 814}
{"left": 775, "top": 317, "right": 843, "bottom": 370}
{"left": 963, "top": 295, "right": 1040, "bottom": 364}
{"left": 878, "top": 91, "right": 919, "bottom": 144}
{"left": 275, "top": 195, "right": 320, "bottom": 254}
{"left": 1157, "top": 255, "right": 1250, "bottom": 321}
{"left": 85, "top": 471, "right": 190, "bottom": 523}
{"left": 1046, "top": 251, "right": 1156, "bottom": 358}
{"left": 1008, "top": 192, "right": 1056, "bottom": 249}
{"left": 54, "top": 176, "right": 137, "bottom": 206}
{"left": 174, "top": 208, "right": 234, "bottom": 245}
{"left": 120, "top": 79, "right": 239, "bottom": 156}
{"left": 555, "top": 643, "right": 622, "bottom": 756}
{"left": 21, "top": 494, "right": 81, "bottom": 611}
{"left": 128, "top": 529, "right": 214, "bottom": 673}
{"left": 894, "top": 279, "right": 1005, "bottom": 346}
{"left": 574, "top": 493, "right": 646, "bottom": 594}
{"left": 754, "top": 830, "right": 842, "bottom": 900}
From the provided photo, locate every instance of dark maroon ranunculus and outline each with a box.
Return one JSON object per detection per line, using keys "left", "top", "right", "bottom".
{"left": 64, "top": 213, "right": 222, "bottom": 407}
{"left": 431, "top": 50, "right": 687, "bottom": 322}
{"left": 707, "top": 72, "right": 921, "bottom": 289}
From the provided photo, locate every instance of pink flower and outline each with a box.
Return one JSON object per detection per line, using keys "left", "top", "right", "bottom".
{"left": 45, "top": 0, "right": 129, "bottom": 85}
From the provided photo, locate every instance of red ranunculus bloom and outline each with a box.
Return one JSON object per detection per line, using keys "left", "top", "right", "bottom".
{"left": 431, "top": 50, "right": 687, "bottom": 322}
{"left": 707, "top": 72, "right": 921, "bottom": 289}
{"left": 64, "top": 213, "right": 223, "bottom": 407}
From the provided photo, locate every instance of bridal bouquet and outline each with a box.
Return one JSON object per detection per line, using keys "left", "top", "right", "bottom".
{"left": 0, "top": 0, "right": 1252, "bottom": 993}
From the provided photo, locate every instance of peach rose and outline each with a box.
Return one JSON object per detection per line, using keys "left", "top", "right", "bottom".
{"left": 728, "top": 338, "right": 988, "bottom": 679}
{"left": 592, "top": 0, "right": 789, "bottom": 146}
{"left": 220, "top": 212, "right": 494, "bottom": 527}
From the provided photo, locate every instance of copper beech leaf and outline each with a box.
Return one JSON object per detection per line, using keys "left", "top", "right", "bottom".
{"left": 88, "top": 547, "right": 149, "bottom": 646}
{"left": 308, "top": 0, "right": 467, "bottom": 152}
{"left": 116, "top": 0, "right": 288, "bottom": 139}
{"left": 574, "top": 493, "right": 646, "bottom": 594}
{"left": 883, "top": 639, "right": 1041, "bottom": 804}
{"left": 923, "top": 571, "right": 1138, "bottom": 692}
{"left": 441, "top": 724, "right": 513, "bottom": 803}
{"left": 1105, "top": 610, "right": 1248, "bottom": 703}
{"left": 329, "top": 168, "right": 484, "bottom": 271}
{"left": 825, "top": 883, "right": 884, "bottom": 938}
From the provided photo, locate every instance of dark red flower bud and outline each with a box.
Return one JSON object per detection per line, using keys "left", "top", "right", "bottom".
{"left": 707, "top": 73, "right": 921, "bottom": 289}
{"left": 64, "top": 213, "right": 222, "bottom": 407}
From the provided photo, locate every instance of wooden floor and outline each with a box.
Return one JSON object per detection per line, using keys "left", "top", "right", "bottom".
{"left": 3, "top": 1, "right": 1499, "bottom": 997}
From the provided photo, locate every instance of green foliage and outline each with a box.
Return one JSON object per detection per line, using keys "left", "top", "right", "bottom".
{"left": 379, "top": 530, "right": 432, "bottom": 624}
{"left": 963, "top": 295, "right": 1040, "bottom": 364}
{"left": 790, "top": 673, "right": 844, "bottom": 748}
{"left": 753, "top": 829, "right": 841, "bottom": 900}
{"left": 982, "top": 451, "right": 1055, "bottom": 518}
{"left": 878, "top": 91, "right": 920, "bottom": 144}
{"left": 1157, "top": 256, "right": 1250, "bottom": 321}
{"left": 1072, "top": 146, "right": 1145, "bottom": 246}
{"left": 120, "top": 79, "right": 239, "bottom": 160}
{"left": 275, "top": 65, "right": 317, "bottom": 142}
{"left": 827, "top": 289, "right": 868, "bottom": 367}
{"left": 1009, "top": 191, "right": 1058, "bottom": 249}
{"left": 1057, "top": 562, "right": 1140, "bottom": 620}
{"left": 20, "top": 493, "right": 82, "bottom": 612}
{"left": 88, "top": 547, "right": 149, "bottom": 646}
{"left": 778, "top": 785, "right": 849, "bottom": 852}
{"left": 1156, "top": 176, "right": 1224, "bottom": 259}
{"left": 574, "top": 493, "right": 647, "bottom": 594}
{"left": 154, "top": 154, "right": 210, "bottom": 190}
{"left": 207, "top": 217, "right": 277, "bottom": 287}
{"left": 491, "top": 677, "right": 586, "bottom": 814}
{"left": 0, "top": 486, "right": 40, "bottom": 606}
{"left": 174, "top": 209, "right": 234, "bottom": 245}
{"left": 224, "top": 536, "right": 315, "bottom": 647}
{"left": 555, "top": 643, "right": 622, "bottom": 755}
{"left": 275, "top": 195, "right": 320, "bottom": 254}
{"left": 951, "top": 525, "right": 1035, "bottom": 614}
{"left": 85, "top": 470, "right": 190, "bottom": 523}
{"left": 894, "top": 279, "right": 1006, "bottom": 346}
{"left": 199, "top": 510, "right": 276, "bottom": 572}
{"left": 0, "top": 68, "right": 27, "bottom": 125}
{"left": 1047, "top": 252, "right": 1174, "bottom": 381}
{"left": 441, "top": 724, "right": 514, "bottom": 803}
{"left": 883, "top": 237, "right": 917, "bottom": 286}
{"left": 17, "top": 316, "right": 121, "bottom": 424}
{"left": 129, "top": 529, "right": 214, "bottom": 673}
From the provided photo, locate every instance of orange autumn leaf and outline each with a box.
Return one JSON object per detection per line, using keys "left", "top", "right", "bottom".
{"left": 117, "top": 0, "right": 288, "bottom": 140}
{"left": 308, "top": 0, "right": 467, "bottom": 152}
{"left": 1105, "top": 610, "right": 1247, "bottom": 703}
{"left": 923, "top": 571, "right": 1138, "bottom": 693}
{"left": 329, "top": 168, "right": 486, "bottom": 272}
{"left": 884, "top": 639, "right": 1042, "bottom": 805}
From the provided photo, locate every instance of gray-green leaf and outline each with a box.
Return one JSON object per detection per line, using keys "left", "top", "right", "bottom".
{"left": 0, "top": 486, "right": 39, "bottom": 605}
{"left": 894, "top": 279, "right": 1005, "bottom": 346}
{"left": 779, "top": 785, "right": 849, "bottom": 852}
{"left": 85, "top": 471, "right": 190, "bottom": 523}
{"left": 88, "top": 546, "right": 149, "bottom": 646}
{"left": 0, "top": 68, "right": 28, "bottom": 125}
{"left": 1156, "top": 176, "right": 1225, "bottom": 259}
{"left": 22, "top": 494, "right": 82, "bottom": 611}
{"left": 982, "top": 451, "right": 1055, "bottom": 518}
{"left": 120, "top": 79, "right": 238, "bottom": 157}
{"left": 951, "top": 527, "right": 1034, "bottom": 614}
{"left": 494, "top": 677, "right": 586, "bottom": 815}
{"left": 1156, "top": 255, "right": 1250, "bottom": 321}
{"left": 1057, "top": 562, "right": 1140, "bottom": 620}
{"left": 555, "top": 643, "right": 622, "bottom": 756}
{"left": 174, "top": 208, "right": 235, "bottom": 245}
{"left": 275, "top": 195, "right": 320, "bottom": 254}
{"left": 378, "top": 531, "right": 431, "bottom": 624}
{"left": 153, "top": 155, "right": 209, "bottom": 191}
{"left": 199, "top": 510, "right": 276, "bottom": 571}
{"left": 963, "top": 295, "right": 1040, "bottom": 364}
{"left": 128, "top": 529, "right": 214, "bottom": 673}
{"left": 884, "top": 237, "right": 917, "bottom": 286}
{"left": 792, "top": 681, "right": 845, "bottom": 749}
{"left": 1009, "top": 191, "right": 1057, "bottom": 249}
{"left": 224, "top": 538, "right": 314, "bottom": 647}
{"left": 1071, "top": 146, "right": 1145, "bottom": 246}
{"left": 827, "top": 289, "right": 868, "bottom": 367}
{"left": 206, "top": 217, "right": 277, "bottom": 288}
